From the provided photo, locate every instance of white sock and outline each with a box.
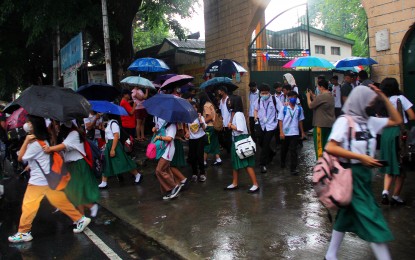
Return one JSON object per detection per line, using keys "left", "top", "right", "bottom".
{"left": 181, "top": 178, "right": 187, "bottom": 184}
{"left": 382, "top": 190, "right": 389, "bottom": 195}
{"left": 325, "top": 230, "right": 345, "bottom": 260}
{"left": 392, "top": 195, "right": 403, "bottom": 202}
{"left": 216, "top": 158, "right": 222, "bottom": 162}
{"left": 90, "top": 204, "right": 99, "bottom": 218}
{"left": 249, "top": 185, "right": 258, "bottom": 191}
{"left": 227, "top": 184, "right": 237, "bottom": 189}
{"left": 135, "top": 173, "right": 141, "bottom": 182}
{"left": 98, "top": 181, "right": 107, "bottom": 187}
{"left": 370, "top": 243, "right": 391, "bottom": 260}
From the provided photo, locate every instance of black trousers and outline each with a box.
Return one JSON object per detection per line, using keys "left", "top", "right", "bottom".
{"left": 218, "top": 128, "right": 232, "bottom": 154}
{"left": 281, "top": 135, "right": 299, "bottom": 171}
{"left": 249, "top": 117, "right": 256, "bottom": 142}
{"left": 258, "top": 128, "right": 276, "bottom": 166}
{"left": 188, "top": 136, "right": 205, "bottom": 176}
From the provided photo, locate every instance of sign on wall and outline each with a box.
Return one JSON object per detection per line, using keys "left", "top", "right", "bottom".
{"left": 63, "top": 70, "right": 78, "bottom": 91}
{"left": 375, "top": 29, "right": 390, "bottom": 51}
{"left": 60, "top": 33, "right": 83, "bottom": 72}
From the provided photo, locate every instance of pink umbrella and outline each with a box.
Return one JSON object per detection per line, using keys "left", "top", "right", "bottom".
{"left": 282, "top": 59, "right": 298, "bottom": 68}
{"left": 6, "top": 107, "right": 28, "bottom": 130}
{"left": 161, "top": 74, "right": 194, "bottom": 90}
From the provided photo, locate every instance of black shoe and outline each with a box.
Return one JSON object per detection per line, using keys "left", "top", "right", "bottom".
{"left": 247, "top": 186, "right": 260, "bottom": 193}
{"left": 213, "top": 161, "right": 222, "bottom": 166}
{"left": 169, "top": 185, "right": 182, "bottom": 199}
{"left": 224, "top": 185, "right": 239, "bottom": 190}
{"left": 381, "top": 194, "right": 389, "bottom": 205}
{"left": 390, "top": 197, "right": 405, "bottom": 206}
{"left": 260, "top": 166, "right": 267, "bottom": 173}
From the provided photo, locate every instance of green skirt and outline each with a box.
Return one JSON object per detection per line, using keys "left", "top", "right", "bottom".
{"left": 204, "top": 126, "right": 220, "bottom": 155}
{"left": 65, "top": 159, "right": 100, "bottom": 207}
{"left": 170, "top": 139, "right": 187, "bottom": 168}
{"left": 334, "top": 165, "right": 394, "bottom": 243}
{"left": 103, "top": 140, "right": 137, "bottom": 177}
{"left": 313, "top": 127, "right": 331, "bottom": 160}
{"left": 380, "top": 126, "right": 400, "bottom": 175}
{"left": 231, "top": 134, "right": 255, "bottom": 170}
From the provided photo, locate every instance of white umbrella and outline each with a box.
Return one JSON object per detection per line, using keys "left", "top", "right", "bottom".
{"left": 120, "top": 76, "right": 156, "bottom": 89}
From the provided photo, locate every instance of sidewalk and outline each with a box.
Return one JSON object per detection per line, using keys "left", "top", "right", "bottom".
{"left": 98, "top": 140, "right": 415, "bottom": 259}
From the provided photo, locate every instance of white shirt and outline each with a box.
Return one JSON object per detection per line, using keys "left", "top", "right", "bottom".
{"left": 162, "top": 124, "right": 177, "bottom": 161}
{"left": 232, "top": 112, "right": 248, "bottom": 136}
{"left": 275, "top": 93, "right": 285, "bottom": 104}
{"left": 249, "top": 90, "right": 259, "bottom": 117}
{"left": 328, "top": 116, "right": 388, "bottom": 164}
{"left": 219, "top": 96, "right": 231, "bottom": 126}
{"left": 188, "top": 116, "right": 206, "bottom": 140}
{"left": 255, "top": 96, "right": 279, "bottom": 131}
{"left": 331, "top": 84, "right": 342, "bottom": 108}
{"left": 389, "top": 95, "right": 413, "bottom": 124}
{"left": 22, "top": 141, "right": 49, "bottom": 186}
{"left": 62, "top": 130, "right": 85, "bottom": 162}
{"left": 84, "top": 114, "right": 103, "bottom": 139}
{"left": 105, "top": 120, "right": 120, "bottom": 140}
{"left": 277, "top": 105, "right": 305, "bottom": 136}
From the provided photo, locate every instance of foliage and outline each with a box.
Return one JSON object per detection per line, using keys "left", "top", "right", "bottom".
{"left": 307, "top": 0, "right": 369, "bottom": 57}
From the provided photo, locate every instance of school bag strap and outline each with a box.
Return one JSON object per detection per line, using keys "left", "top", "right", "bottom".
{"left": 257, "top": 95, "right": 278, "bottom": 121}
{"left": 282, "top": 105, "right": 302, "bottom": 120}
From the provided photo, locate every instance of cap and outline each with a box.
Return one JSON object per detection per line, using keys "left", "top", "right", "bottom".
{"left": 121, "top": 89, "right": 132, "bottom": 95}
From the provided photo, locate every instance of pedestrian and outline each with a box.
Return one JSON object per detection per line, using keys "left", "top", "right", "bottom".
{"left": 119, "top": 89, "right": 137, "bottom": 139}
{"left": 153, "top": 117, "right": 182, "bottom": 200}
{"left": 217, "top": 86, "right": 232, "bottom": 155}
{"left": 43, "top": 121, "right": 100, "bottom": 217}
{"left": 8, "top": 115, "right": 91, "bottom": 243}
{"left": 132, "top": 86, "right": 149, "bottom": 142}
{"left": 254, "top": 83, "right": 280, "bottom": 173}
{"left": 169, "top": 123, "right": 188, "bottom": 186}
{"left": 379, "top": 78, "right": 415, "bottom": 206}
{"left": 306, "top": 79, "right": 335, "bottom": 159}
{"left": 278, "top": 91, "right": 306, "bottom": 175}
{"left": 283, "top": 73, "right": 299, "bottom": 94}
{"left": 358, "top": 70, "right": 374, "bottom": 86}
{"left": 199, "top": 92, "right": 222, "bottom": 166}
{"left": 248, "top": 82, "right": 259, "bottom": 142}
{"left": 98, "top": 114, "right": 142, "bottom": 189}
{"left": 341, "top": 71, "right": 354, "bottom": 105}
{"left": 324, "top": 84, "right": 402, "bottom": 260}
{"left": 224, "top": 95, "right": 259, "bottom": 193}
{"left": 274, "top": 82, "right": 285, "bottom": 103}
{"left": 84, "top": 110, "right": 105, "bottom": 149}
{"left": 330, "top": 75, "right": 342, "bottom": 117}
{"left": 186, "top": 101, "right": 207, "bottom": 182}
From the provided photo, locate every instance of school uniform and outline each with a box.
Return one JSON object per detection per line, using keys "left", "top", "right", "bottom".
{"left": 170, "top": 123, "right": 186, "bottom": 168}
{"left": 203, "top": 102, "right": 220, "bottom": 155}
{"left": 249, "top": 90, "right": 259, "bottom": 141}
{"left": 219, "top": 97, "right": 232, "bottom": 153}
{"left": 329, "top": 116, "right": 394, "bottom": 242}
{"left": 231, "top": 112, "right": 255, "bottom": 170}
{"left": 188, "top": 116, "right": 207, "bottom": 176}
{"left": 277, "top": 105, "right": 304, "bottom": 171}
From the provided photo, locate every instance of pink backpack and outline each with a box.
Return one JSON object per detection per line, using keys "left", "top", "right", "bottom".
{"left": 312, "top": 115, "right": 355, "bottom": 210}
{"left": 146, "top": 143, "right": 157, "bottom": 160}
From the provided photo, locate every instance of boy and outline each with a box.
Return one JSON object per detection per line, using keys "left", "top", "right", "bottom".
{"left": 278, "top": 91, "right": 306, "bottom": 175}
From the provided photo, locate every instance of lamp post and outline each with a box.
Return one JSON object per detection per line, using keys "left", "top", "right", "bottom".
{"left": 101, "top": 0, "right": 113, "bottom": 85}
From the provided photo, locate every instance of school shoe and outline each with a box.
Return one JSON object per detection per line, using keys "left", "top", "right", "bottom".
{"left": 260, "top": 166, "right": 267, "bottom": 173}
{"left": 390, "top": 196, "right": 405, "bottom": 206}
{"left": 73, "top": 216, "right": 91, "bottom": 233}
{"left": 134, "top": 173, "right": 143, "bottom": 185}
{"left": 8, "top": 232, "right": 33, "bottom": 243}
{"left": 199, "top": 175, "right": 207, "bottom": 182}
{"left": 381, "top": 193, "right": 389, "bottom": 205}
{"left": 248, "top": 185, "right": 260, "bottom": 193}
{"left": 224, "top": 184, "right": 238, "bottom": 190}
{"left": 98, "top": 182, "right": 108, "bottom": 189}
{"left": 212, "top": 160, "right": 222, "bottom": 166}
{"left": 163, "top": 185, "right": 182, "bottom": 200}
{"left": 90, "top": 204, "right": 99, "bottom": 218}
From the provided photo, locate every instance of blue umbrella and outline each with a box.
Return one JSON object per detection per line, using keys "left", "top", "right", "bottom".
{"left": 200, "top": 77, "right": 238, "bottom": 92}
{"left": 289, "top": 56, "right": 334, "bottom": 69}
{"left": 128, "top": 57, "right": 170, "bottom": 72}
{"left": 142, "top": 94, "right": 198, "bottom": 123}
{"left": 77, "top": 83, "right": 120, "bottom": 101}
{"left": 89, "top": 100, "right": 128, "bottom": 116}
{"left": 335, "top": 57, "right": 378, "bottom": 68}
{"left": 120, "top": 76, "right": 156, "bottom": 89}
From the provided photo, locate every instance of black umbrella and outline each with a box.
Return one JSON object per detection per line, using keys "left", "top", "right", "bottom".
{"left": 76, "top": 83, "right": 120, "bottom": 101}
{"left": 204, "top": 59, "right": 247, "bottom": 79}
{"left": 4, "top": 85, "right": 91, "bottom": 122}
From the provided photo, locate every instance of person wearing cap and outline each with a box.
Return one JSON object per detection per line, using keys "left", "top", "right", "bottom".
{"left": 248, "top": 81, "right": 259, "bottom": 142}
{"left": 341, "top": 71, "right": 354, "bottom": 105}
{"left": 120, "top": 88, "right": 138, "bottom": 142}
{"left": 330, "top": 75, "right": 342, "bottom": 117}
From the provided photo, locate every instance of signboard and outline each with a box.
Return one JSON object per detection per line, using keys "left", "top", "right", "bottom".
{"left": 63, "top": 70, "right": 78, "bottom": 91}
{"left": 88, "top": 71, "right": 106, "bottom": 84}
{"left": 60, "top": 33, "right": 83, "bottom": 72}
{"left": 375, "top": 29, "right": 390, "bottom": 51}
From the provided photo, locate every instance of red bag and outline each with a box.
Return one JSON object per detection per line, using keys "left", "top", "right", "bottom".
{"left": 312, "top": 115, "right": 355, "bottom": 210}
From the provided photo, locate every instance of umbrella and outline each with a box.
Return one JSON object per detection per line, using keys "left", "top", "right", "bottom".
{"left": 334, "top": 57, "right": 377, "bottom": 68}
{"left": 6, "top": 107, "right": 28, "bottom": 130}
{"left": 287, "top": 56, "right": 334, "bottom": 69}
{"left": 88, "top": 101, "right": 128, "bottom": 116}
{"left": 333, "top": 66, "right": 364, "bottom": 73}
{"left": 121, "top": 76, "right": 156, "bottom": 89}
{"left": 3, "top": 85, "right": 90, "bottom": 122}
{"left": 282, "top": 59, "right": 298, "bottom": 68}
{"left": 76, "top": 83, "right": 120, "bottom": 101}
{"left": 161, "top": 75, "right": 194, "bottom": 90}
{"left": 200, "top": 77, "right": 238, "bottom": 92}
{"left": 204, "top": 59, "right": 247, "bottom": 78}
{"left": 154, "top": 74, "right": 177, "bottom": 85}
{"left": 128, "top": 57, "right": 170, "bottom": 73}
{"left": 143, "top": 94, "right": 198, "bottom": 123}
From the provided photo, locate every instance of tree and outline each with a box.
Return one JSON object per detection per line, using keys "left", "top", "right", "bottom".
{"left": 307, "top": 0, "right": 369, "bottom": 57}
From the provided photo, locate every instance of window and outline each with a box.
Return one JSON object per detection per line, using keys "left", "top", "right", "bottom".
{"left": 331, "top": 46, "right": 341, "bottom": 55}
{"left": 315, "top": 45, "right": 325, "bottom": 54}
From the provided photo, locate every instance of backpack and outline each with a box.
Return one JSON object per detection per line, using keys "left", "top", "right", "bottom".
{"left": 35, "top": 140, "right": 71, "bottom": 191}
{"left": 110, "top": 120, "right": 134, "bottom": 153}
{"left": 312, "top": 115, "right": 354, "bottom": 211}
{"left": 257, "top": 95, "right": 278, "bottom": 121}
{"left": 146, "top": 123, "right": 170, "bottom": 160}
{"left": 213, "top": 112, "right": 223, "bottom": 131}
{"left": 81, "top": 139, "right": 105, "bottom": 178}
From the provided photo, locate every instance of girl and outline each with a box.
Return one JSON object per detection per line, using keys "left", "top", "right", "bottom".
{"left": 169, "top": 123, "right": 188, "bottom": 187}
{"left": 379, "top": 78, "right": 415, "bottom": 205}
{"left": 132, "top": 86, "right": 149, "bottom": 142}
{"left": 324, "top": 85, "right": 402, "bottom": 260}
{"left": 98, "top": 114, "right": 142, "bottom": 189}
{"left": 43, "top": 121, "right": 100, "bottom": 217}
{"left": 224, "top": 96, "right": 259, "bottom": 193}
{"left": 8, "top": 115, "right": 90, "bottom": 243}
{"left": 185, "top": 101, "right": 207, "bottom": 182}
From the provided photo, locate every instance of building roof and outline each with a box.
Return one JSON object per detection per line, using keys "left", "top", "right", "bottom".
{"left": 267, "top": 24, "right": 355, "bottom": 46}
{"left": 159, "top": 38, "right": 205, "bottom": 56}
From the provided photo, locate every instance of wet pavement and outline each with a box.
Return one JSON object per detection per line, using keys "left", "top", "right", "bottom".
{"left": 98, "top": 139, "right": 415, "bottom": 259}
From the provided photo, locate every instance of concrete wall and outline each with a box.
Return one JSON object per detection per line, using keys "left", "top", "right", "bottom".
{"left": 361, "top": 0, "right": 415, "bottom": 84}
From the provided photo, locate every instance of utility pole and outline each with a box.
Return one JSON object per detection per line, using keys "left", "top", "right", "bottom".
{"left": 52, "top": 26, "right": 61, "bottom": 86}
{"left": 101, "top": 0, "right": 113, "bottom": 85}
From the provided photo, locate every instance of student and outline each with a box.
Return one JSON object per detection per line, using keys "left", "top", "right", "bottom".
{"left": 8, "top": 115, "right": 91, "bottom": 243}
{"left": 324, "top": 84, "right": 402, "bottom": 260}
{"left": 98, "top": 115, "right": 142, "bottom": 189}
{"left": 132, "top": 87, "right": 149, "bottom": 142}
{"left": 186, "top": 101, "right": 207, "bottom": 182}
{"left": 330, "top": 76, "right": 342, "bottom": 117}
{"left": 278, "top": 91, "right": 306, "bottom": 175}
{"left": 119, "top": 89, "right": 137, "bottom": 139}
{"left": 217, "top": 86, "right": 232, "bottom": 155}
{"left": 224, "top": 95, "right": 259, "bottom": 193}
{"left": 248, "top": 82, "right": 259, "bottom": 142}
